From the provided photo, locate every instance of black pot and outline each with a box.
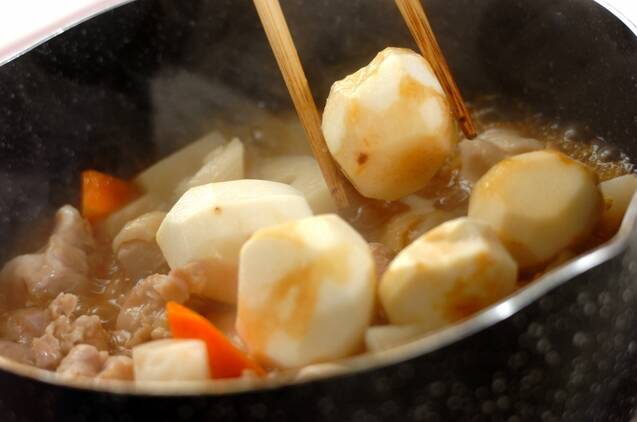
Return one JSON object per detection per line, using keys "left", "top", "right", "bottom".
{"left": 0, "top": 0, "right": 636, "bottom": 420}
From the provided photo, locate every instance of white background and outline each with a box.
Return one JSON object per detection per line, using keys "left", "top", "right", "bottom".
{"left": 0, "top": 0, "right": 636, "bottom": 65}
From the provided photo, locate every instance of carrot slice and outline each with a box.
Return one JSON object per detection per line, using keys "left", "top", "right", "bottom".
{"left": 166, "top": 301, "right": 265, "bottom": 379}
{"left": 81, "top": 170, "right": 138, "bottom": 223}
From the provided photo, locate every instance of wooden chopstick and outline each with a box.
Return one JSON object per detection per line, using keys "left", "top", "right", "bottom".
{"left": 253, "top": 0, "right": 350, "bottom": 209}
{"left": 395, "top": 0, "right": 477, "bottom": 139}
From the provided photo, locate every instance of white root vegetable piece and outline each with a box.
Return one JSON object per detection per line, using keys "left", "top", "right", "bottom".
{"left": 134, "top": 132, "right": 226, "bottom": 199}
{"left": 478, "top": 128, "right": 544, "bottom": 155}
{"left": 382, "top": 196, "right": 462, "bottom": 253}
{"left": 156, "top": 180, "right": 313, "bottom": 303}
{"left": 459, "top": 128, "right": 543, "bottom": 183}
{"left": 322, "top": 47, "right": 457, "bottom": 200}
{"left": 383, "top": 210, "right": 458, "bottom": 252}
{"left": 175, "top": 138, "right": 245, "bottom": 197}
{"left": 379, "top": 218, "right": 517, "bottom": 330}
{"left": 458, "top": 138, "right": 505, "bottom": 184}
{"left": 237, "top": 214, "right": 375, "bottom": 368}
{"left": 365, "top": 325, "right": 426, "bottom": 352}
{"left": 98, "top": 194, "right": 165, "bottom": 239}
{"left": 113, "top": 211, "right": 166, "bottom": 252}
{"left": 133, "top": 339, "right": 209, "bottom": 382}
{"left": 468, "top": 150, "right": 602, "bottom": 268}
{"left": 295, "top": 363, "right": 349, "bottom": 381}
{"left": 599, "top": 174, "right": 637, "bottom": 235}
{"left": 251, "top": 155, "right": 336, "bottom": 214}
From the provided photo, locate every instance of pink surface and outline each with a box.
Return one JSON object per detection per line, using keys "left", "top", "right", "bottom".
{"left": 0, "top": 0, "right": 130, "bottom": 65}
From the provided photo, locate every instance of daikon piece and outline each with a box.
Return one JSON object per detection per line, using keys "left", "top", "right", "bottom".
{"left": 295, "top": 362, "right": 349, "bottom": 381}
{"left": 379, "top": 217, "right": 517, "bottom": 331}
{"left": 156, "top": 180, "right": 313, "bottom": 303}
{"left": 237, "top": 214, "right": 375, "bottom": 368}
{"left": 133, "top": 339, "right": 209, "bottom": 382}
{"left": 135, "top": 132, "right": 226, "bottom": 199}
{"left": 476, "top": 128, "right": 543, "bottom": 155}
{"left": 598, "top": 174, "right": 637, "bottom": 235}
{"left": 175, "top": 138, "right": 245, "bottom": 196}
{"left": 365, "top": 324, "right": 426, "bottom": 352}
{"left": 98, "top": 194, "right": 165, "bottom": 240}
{"left": 322, "top": 47, "right": 457, "bottom": 200}
{"left": 468, "top": 150, "right": 602, "bottom": 268}
{"left": 459, "top": 128, "right": 543, "bottom": 183}
{"left": 382, "top": 196, "right": 461, "bottom": 253}
{"left": 459, "top": 137, "right": 506, "bottom": 184}
{"left": 251, "top": 155, "right": 337, "bottom": 214}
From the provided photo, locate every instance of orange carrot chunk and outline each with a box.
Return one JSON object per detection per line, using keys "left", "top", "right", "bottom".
{"left": 81, "top": 170, "right": 138, "bottom": 223}
{"left": 166, "top": 301, "right": 265, "bottom": 379}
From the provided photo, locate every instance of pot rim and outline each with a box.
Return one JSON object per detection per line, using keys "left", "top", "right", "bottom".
{"left": 0, "top": 0, "right": 133, "bottom": 67}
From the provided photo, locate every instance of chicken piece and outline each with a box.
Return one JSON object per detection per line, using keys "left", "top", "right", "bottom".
{"left": 468, "top": 150, "right": 603, "bottom": 268}
{"left": 116, "top": 273, "right": 190, "bottom": 348}
{"left": 250, "top": 155, "right": 337, "bottom": 214}
{"left": 365, "top": 325, "right": 426, "bottom": 352}
{"left": 65, "top": 316, "right": 110, "bottom": 350}
{"left": 56, "top": 344, "right": 108, "bottom": 378}
{"left": 97, "top": 355, "right": 134, "bottom": 380}
{"left": 0, "top": 340, "right": 33, "bottom": 364}
{"left": 459, "top": 128, "right": 544, "bottom": 183}
{"left": 156, "top": 180, "right": 313, "bottom": 303}
{"left": 237, "top": 214, "right": 375, "bottom": 368}
{"left": 0, "top": 307, "right": 50, "bottom": 344}
{"left": 31, "top": 332, "right": 62, "bottom": 369}
{"left": 31, "top": 293, "right": 109, "bottom": 369}
{"left": 0, "top": 206, "right": 94, "bottom": 309}
{"left": 50, "top": 205, "right": 95, "bottom": 250}
{"left": 322, "top": 47, "right": 457, "bottom": 200}
{"left": 379, "top": 218, "right": 517, "bottom": 331}
{"left": 49, "top": 293, "right": 78, "bottom": 319}
{"left": 598, "top": 174, "right": 637, "bottom": 236}
{"left": 32, "top": 315, "right": 110, "bottom": 370}
{"left": 0, "top": 255, "right": 37, "bottom": 311}
{"left": 133, "top": 339, "right": 210, "bottom": 382}
{"left": 176, "top": 138, "right": 245, "bottom": 196}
